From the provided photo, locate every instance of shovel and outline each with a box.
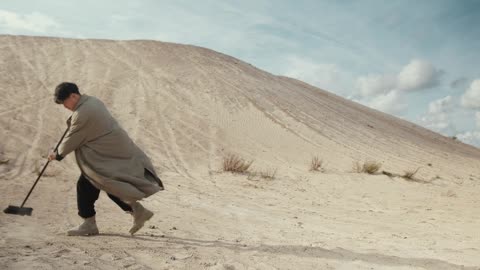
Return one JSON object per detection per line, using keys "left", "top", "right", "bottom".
{"left": 4, "top": 125, "right": 70, "bottom": 216}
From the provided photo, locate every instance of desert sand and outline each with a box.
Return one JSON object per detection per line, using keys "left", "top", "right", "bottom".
{"left": 1, "top": 35, "right": 479, "bottom": 269}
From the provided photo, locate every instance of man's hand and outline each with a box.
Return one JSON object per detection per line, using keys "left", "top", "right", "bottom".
{"left": 48, "top": 151, "right": 57, "bottom": 161}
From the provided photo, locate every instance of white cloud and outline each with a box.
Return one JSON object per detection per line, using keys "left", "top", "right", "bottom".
{"left": 356, "top": 74, "right": 396, "bottom": 97}
{"left": 420, "top": 96, "right": 455, "bottom": 133}
{"left": 419, "top": 96, "right": 480, "bottom": 148}
{"left": 396, "top": 59, "right": 442, "bottom": 92}
{"left": 283, "top": 56, "right": 342, "bottom": 91}
{"left": 461, "top": 79, "right": 480, "bottom": 109}
{"left": 368, "top": 90, "right": 406, "bottom": 114}
{"left": 353, "top": 59, "right": 443, "bottom": 117}
{"left": 476, "top": 112, "right": 480, "bottom": 128}
{"left": 421, "top": 113, "right": 452, "bottom": 132}
{"left": 428, "top": 95, "right": 453, "bottom": 114}
{"left": 456, "top": 131, "right": 480, "bottom": 147}
{"left": 355, "top": 59, "right": 442, "bottom": 97}
{"left": 0, "top": 9, "right": 60, "bottom": 33}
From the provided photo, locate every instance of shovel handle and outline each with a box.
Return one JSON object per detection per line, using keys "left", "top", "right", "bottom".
{"left": 20, "top": 125, "right": 70, "bottom": 208}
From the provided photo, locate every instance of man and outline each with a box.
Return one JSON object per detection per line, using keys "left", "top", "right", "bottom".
{"left": 48, "top": 82, "right": 164, "bottom": 236}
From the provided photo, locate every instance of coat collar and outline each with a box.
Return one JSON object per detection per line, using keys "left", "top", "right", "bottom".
{"left": 74, "top": 94, "right": 89, "bottom": 111}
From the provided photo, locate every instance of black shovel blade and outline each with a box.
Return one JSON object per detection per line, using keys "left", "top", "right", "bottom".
{"left": 3, "top": 205, "right": 33, "bottom": 216}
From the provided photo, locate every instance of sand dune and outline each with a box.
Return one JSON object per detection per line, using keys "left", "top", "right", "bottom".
{"left": 1, "top": 35, "right": 479, "bottom": 269}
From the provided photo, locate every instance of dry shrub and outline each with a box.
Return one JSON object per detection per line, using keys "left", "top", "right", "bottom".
{"left": 381, "top": 170, "right": 394, "bottom": 177}
{"left": 247, "top": 168, "right": 277, "bottom": 181}
{"left": 0, "top": 158, "right": 9, "bottom": 164}
{"left": 259, "top": 168, "right": 277, "bottom": 180}
{"left": 403, "top": 167, "right": 420, "bottom": 180}
{"left": 363, "top": 161, "right": 382, "bottom": 174}
{"left": 309, "top": 156, "right": 323, "bottom": 172}
{"left": 223, "top": 154, "right": 253, "bottom": 173}
{"left": 353, "top": 160, "right": 382, "bottom": 174}
{"left": 403, "top": 168, "right": 433, "bottom": 183}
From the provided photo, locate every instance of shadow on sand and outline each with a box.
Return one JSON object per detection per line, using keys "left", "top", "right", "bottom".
{"left": 96, "top": 232, "right": 476, "bottom": 270}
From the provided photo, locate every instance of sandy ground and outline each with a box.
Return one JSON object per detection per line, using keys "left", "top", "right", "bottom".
{"left": 1, "top": 35, "right": 480, "bottom": 269}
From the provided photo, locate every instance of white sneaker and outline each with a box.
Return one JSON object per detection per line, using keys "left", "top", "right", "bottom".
{"left": 67, "top": 216, "right": 99, "bottom": 236}
{"left": 129, "top": 202, "right": 154, "bottom": 235}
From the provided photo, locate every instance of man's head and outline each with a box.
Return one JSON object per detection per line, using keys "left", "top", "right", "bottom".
{"left": 54, "top": 82, "right": 81, "bottom": 111}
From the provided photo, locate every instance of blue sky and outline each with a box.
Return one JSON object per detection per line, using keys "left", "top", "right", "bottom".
{"left": 1, "top": 0, "right": 480, "bottom": 146}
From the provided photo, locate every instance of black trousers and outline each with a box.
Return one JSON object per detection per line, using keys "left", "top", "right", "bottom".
{"left": 77, "top": 174, "right": 132, "bottom": 218}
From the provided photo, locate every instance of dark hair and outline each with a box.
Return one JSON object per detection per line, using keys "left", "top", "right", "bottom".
{"left": 54, "top": 82, "right": 80, "bottom": 104}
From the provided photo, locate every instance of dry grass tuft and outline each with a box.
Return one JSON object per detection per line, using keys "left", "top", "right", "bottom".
{"left": 363, "top": 161, "right": 382, "bottom": 174}
{"left": 382, "top": 170, "right": 394, "bottom": 177}
{"left": 353, "top": 160, "right": 382, "bottom": 174}
{"left": 259, "top": 168, "right": 277, "bottom": 180}
{"left": 247, "top": 168, "right": 277, "bottom": 181}
{"left": 402, "top": 167, "right": 421, "bottom": 180}
{"left": 0, "top": 158, "right": 9, "bottom": 164}
{"left": 309, "top": 156, "right": 323, "bottom": 172}
{"left": 223, "top": 154, "right": 253, "bottom": 174}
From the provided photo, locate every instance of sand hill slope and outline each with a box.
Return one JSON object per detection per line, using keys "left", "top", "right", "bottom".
{"left": 1, "top": 35, "right": 479, "bottom": 269}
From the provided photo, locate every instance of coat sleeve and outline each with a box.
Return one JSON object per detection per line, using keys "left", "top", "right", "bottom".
{"left": 58, "top": 110, "right": 90, "bottom": 158}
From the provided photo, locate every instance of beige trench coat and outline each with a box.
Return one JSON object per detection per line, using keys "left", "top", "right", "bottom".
{"left": 58, "top": 95, "right": 164, "bottom": 202}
